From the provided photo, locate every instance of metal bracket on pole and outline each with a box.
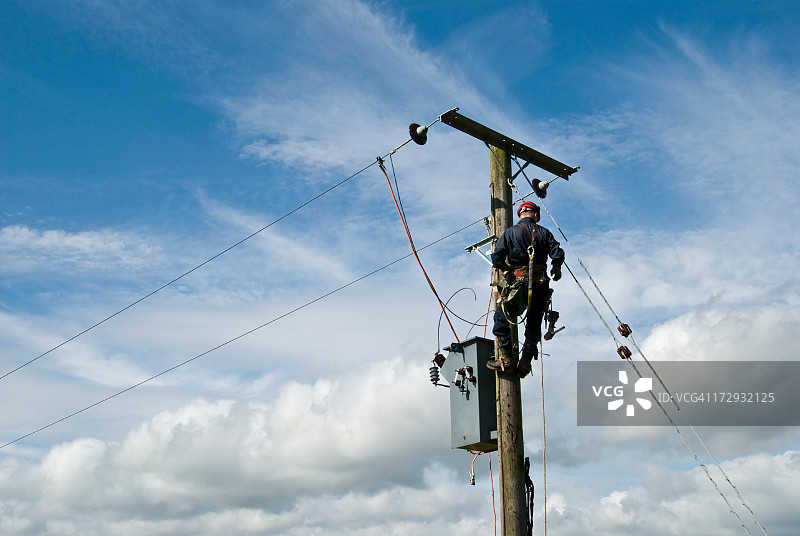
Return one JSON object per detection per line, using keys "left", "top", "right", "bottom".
{"left": 465, "top": 235, "right": 497, "bottom": 266}
{"left": 440, "top": 109, "right": 579, "bottom": 179}
{"left": 510, "top": 161, "right": 530, "bottom": 183}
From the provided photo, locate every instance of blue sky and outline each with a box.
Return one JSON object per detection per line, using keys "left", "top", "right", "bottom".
{"left": 2, "top": 1, "right": 800, "bottom": 535}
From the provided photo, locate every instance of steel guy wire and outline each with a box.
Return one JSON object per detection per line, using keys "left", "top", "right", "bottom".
{"left": 624, "top": 357, "right": 755, "bottom": 536}
{"left": 504, "top": 155, "right": 763, "bottom": 534}
{"left": 562, "top": 248, "right": 755, "bottom": 535}
{"left": 627, "top": 334, "right": 769, "bottom": 536}
{"left": 0, "top": 217, "right": 485, "bottom": 450}
{"left": 546, "top": 238, "right": 752, "bottom": 535}
{"left": 525, "top": 185, "right": 766, "bottom": 535}
{"left": 2, "top": 111, "right": 449, "bottom": 384}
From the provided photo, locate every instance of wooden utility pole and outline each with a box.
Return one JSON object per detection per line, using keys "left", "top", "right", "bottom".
{"left": 489, "top": 146, "right": 527, "bottom": 536}
{"left": 437, "top": 108, "right": 577, "bottom": 535}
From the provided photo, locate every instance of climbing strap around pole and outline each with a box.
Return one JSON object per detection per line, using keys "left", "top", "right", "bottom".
{"left": 525, "top": 456, "right": 534, "bottom": 536}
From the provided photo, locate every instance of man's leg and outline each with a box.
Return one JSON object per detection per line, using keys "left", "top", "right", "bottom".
{"left": 487, "top": 305, "right": 517, "bottom": 372}
{"left": 517, "top": 285, "right": 547, "bottom": 378}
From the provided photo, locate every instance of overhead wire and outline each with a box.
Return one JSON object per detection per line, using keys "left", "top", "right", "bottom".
{"left": 1, "top": 162, "right": 376, "bottom": 383}
{"left": 2, "top": 112, "right": 449, "bottom": 384}
{"left": 0, "top": 217, "right": 485, "bottom": 450}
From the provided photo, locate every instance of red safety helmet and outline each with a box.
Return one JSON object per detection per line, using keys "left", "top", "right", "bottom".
{"left": 517, "top": 201, "right": 539, "bottom": 217}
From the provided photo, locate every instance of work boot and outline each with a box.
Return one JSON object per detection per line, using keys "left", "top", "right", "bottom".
{"left": 486, "top": 342, "right": 516, "bottom": 373}
{"left": 516, "top": 340, "right": 538, "bottom": 378}
{"left": 516, "top": 356, "right": 532, "bottom": 378}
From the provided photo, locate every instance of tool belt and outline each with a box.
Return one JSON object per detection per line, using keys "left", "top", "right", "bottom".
{"left": 498, "top": 264, "right": 548, "bottom": 315}
{"left": 512, "top": 263, "right": 547, "bottom": 281}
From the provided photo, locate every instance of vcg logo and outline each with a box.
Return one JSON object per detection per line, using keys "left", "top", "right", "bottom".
{"left": 591, "top": 370, "right": 653, "bottom": 417}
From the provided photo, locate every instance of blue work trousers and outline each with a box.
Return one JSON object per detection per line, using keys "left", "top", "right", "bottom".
{"left": 492, "top": 280, "right": 549, "bottom": 359}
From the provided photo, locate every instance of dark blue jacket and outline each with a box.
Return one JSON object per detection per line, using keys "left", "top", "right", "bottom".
{"left": 491, "top": 217, "right": 565, "bottom": 270}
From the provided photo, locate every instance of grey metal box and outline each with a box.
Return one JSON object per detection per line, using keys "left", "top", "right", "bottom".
{"left": 444, "top": 337, "right": 497, "bottom": 451}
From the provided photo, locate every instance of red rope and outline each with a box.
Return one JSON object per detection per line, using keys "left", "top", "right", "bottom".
{"left": 379, "top": 160, "right": 460, "bottom": 343}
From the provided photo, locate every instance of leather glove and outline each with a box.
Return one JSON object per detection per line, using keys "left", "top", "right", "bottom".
{"left": 550, "top": 264, "right": 562, "bottom": 281}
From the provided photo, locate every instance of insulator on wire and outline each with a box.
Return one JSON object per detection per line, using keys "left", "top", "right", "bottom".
{"left": 531, "top": 178, "right": 549, "bottom": 198}
{"left": 618, "top": 323, "right": 632, "bottom": 338}
{"left": 409, "top": 123, "right": 428, "bottom": 145}
{"left": 617, "top": 346, "right": 632, "bottom": 360}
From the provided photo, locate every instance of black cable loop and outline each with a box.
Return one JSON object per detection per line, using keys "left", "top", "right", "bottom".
{"left": 435, "top": 288, "right": 496, "bottom": 350}
{"left": 464, "top": 310, "right": 492, "bottom": 341}
{"left": 525, "top": 456, "right": 534, "bottom": 536}
{"left": 436, "top": 288, "right": 475, "bottom": 351}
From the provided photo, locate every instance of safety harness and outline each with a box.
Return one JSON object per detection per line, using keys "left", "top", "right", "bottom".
{"left": 499, "top": 221, "right": 545, "bottom": 324}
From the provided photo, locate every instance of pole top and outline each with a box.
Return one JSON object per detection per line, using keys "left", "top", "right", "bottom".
{"left": 439, "top": 109, "right": 579, "bottom": 179}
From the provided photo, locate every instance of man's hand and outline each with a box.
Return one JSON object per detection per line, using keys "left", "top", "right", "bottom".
{"left": 550, "top": 264, "right": 562, "bottom": 281}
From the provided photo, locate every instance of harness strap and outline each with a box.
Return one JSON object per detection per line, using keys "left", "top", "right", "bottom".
{"left": 501, "top": 222, "right": 542, "bottom": 323}
{"left": 518, "top": 221, "right": 537, "bottom": 314}
{"left": 517, "top": 221, "right": 538, "bottom": 248}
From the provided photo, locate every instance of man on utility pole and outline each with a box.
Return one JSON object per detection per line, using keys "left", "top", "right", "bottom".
{"left": 488, "top": 200, "right": 564, "bottom": 377}
{"left": 434, "top": 108, "right": 578, "bottom": 536}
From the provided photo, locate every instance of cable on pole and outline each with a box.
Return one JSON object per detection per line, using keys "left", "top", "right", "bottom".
{"left": 468, "top": 450, "right": 497, "bottom": 536}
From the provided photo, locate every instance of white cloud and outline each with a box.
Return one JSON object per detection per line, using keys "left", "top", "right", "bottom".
{"left": 621, "top": 28, "right": 800, "bottom": 222}
{"left": 4, "top": 5, "right": 800, "bottom": 536}
{"left": 543, "top": 451, "right": 800, "bottom": 536}
{"left": 0, "top": 225, "right": 164, "bottom": 273}
{"left": 3, "top": 381, "right": 796, "bottom": 536}
{"left": 0, "top": 358, "right": 497, "bottom": 535}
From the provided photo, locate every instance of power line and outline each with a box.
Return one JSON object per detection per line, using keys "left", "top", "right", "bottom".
{"left": 0, "top": 217, "right": 483, "bottom": 450}
{"left": 1, "top": 142, "right": 412, "bottom": 382}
